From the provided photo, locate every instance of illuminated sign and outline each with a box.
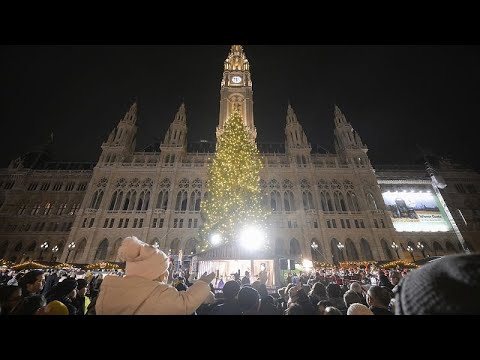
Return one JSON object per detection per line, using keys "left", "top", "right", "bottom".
{"left": 382, "top": 189, "right": 452, "bottom": 232}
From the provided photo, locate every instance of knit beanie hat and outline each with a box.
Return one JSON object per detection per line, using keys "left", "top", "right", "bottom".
{"left": 347, "top": 303, "right": 374, "bottom": 315}
{"left": 46, "top": 300, "right": 69, "bottom": 315}
{"left": 395, "top": 254, "right": 480, "bottom": 315}
{"left": 118, "top": 236, "right": 169, "bottom": 281}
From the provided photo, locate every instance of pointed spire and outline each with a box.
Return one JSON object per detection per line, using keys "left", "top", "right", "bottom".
{"left": 286, "top": 103, "right": 298, "bottom": 124}
{"left": 230, "top": 45, "right": 244, "bottom": 56}
{"left": 224, "top": 45, "right": 250, "bottom": 71}
{"left": 173, "top": 102, "right": 186, "bottom": 124}
{"left": 334, "top": 104, "right": 347, "bottom": 127}
{"left": 121, "top": 99, "right": 138, "bottom": 125}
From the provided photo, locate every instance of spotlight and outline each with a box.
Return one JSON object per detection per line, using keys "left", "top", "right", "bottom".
{"left": 211, "top": 233, "right": 222, "bottom": 245}
{"left": 239, "top": 226, "right": 265, "bottom": 250}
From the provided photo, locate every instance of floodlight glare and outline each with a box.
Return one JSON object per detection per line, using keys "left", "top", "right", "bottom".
{"left": 302, "top": 259, "right": 313, "bottom": 270}
{"left": 211, "top": 233, "right": 222, "bottom": 245}
{"left": 239, "top": 226, "right": 265, "bottom": 250}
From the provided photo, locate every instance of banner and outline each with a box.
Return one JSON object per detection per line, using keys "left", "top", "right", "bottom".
{"left": 382, "top": 189, "right": 452, "bottom": 232}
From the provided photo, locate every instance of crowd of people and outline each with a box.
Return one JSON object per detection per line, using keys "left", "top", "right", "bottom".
{"left": 1, "top": 236, "right": 479, "bottom": 315}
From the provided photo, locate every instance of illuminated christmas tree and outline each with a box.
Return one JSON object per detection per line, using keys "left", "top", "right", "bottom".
{"left": 199, "top": 110, "right": 267, "bottom": 250}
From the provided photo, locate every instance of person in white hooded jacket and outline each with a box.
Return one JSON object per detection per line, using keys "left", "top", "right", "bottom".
{"left": 95, "top": 236, "right": 215, "bottom": 315}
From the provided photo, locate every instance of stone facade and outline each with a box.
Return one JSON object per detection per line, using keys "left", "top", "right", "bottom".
{"left": 0, "top": 45, "right": 477, "bottom": 265}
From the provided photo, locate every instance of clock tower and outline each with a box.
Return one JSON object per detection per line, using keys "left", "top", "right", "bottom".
{"left": 217, "top": 45, "right": 256, "bottom": 140}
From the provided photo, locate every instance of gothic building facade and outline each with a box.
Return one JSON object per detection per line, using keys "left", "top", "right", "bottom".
{"left": 0, "top": 45, "right": 477, "bottom": 266}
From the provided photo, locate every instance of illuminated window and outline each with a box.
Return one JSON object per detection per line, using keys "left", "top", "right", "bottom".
{"left": 44, "top": 203, "right": 53, "bottom": 215}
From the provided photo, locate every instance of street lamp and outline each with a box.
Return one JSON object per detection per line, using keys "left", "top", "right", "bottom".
{"left": 407, "top": 245, "right": 415, "bottom": 262}
{"left": 391, "top": 242, "right": 400, "bottom": 259}
{"left": 337, "top": 242, "right": 345, "bottom": 262}
{"left": 51, "top": 245, "right": 59, "bottom": 261}
{"left": 417, "top": 242, "right": 426, "bottom": 258}
{"left": 66, "top": 242, "right": 76, "bottom": 262}
{"left": 39, "top": 242, "right": 49, "bottom": 260}
{"left": 153, "top": 241, "right": 160, "bottom": 249}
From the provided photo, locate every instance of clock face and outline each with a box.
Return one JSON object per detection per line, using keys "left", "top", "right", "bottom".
{"left": 231, "top": 75, "right": 242, "bottom": 84}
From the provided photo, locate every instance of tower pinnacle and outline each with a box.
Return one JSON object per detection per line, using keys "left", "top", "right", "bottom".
{"left": 218, "top": 45, "right": 256, "bottom": 140}
{"left": 224, "top": 45, "right": 249, "bottom": 71}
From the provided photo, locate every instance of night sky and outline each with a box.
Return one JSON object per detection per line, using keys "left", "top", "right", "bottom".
{"left": 1, "top": 45, "right": 479, "bottom": 170}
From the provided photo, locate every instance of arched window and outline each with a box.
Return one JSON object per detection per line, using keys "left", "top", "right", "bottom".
{"left": 261, "top": 192, "right": 269, "bottom": 209}
{"left": 136, "top": 191, "right": 150, "bottom": 211}
{"left": 367, "top": 193, "right": 378, "bottom": 210}
{"left": 420, "top": 241, "right": 432, "bottom": 256}
{"left": 381, "top": 239, "right": 393, "bottom": 260}
{"left": 310, "top": 238, "right": 326, "bottom": 262}
{"left": 333, "top": 192, "right": 347, "bottom": 211}
{"left": 445, "top": 241, "right": 457, "bottom": 254}
{"left": 189, "top": 190, "right": 202, "bottom": 212}
{"left": 345, "top": 239, "right": 359, "bottom": 261}
{"left": 73, "top": 238, "right": 87, "bottom": 262}
{"left": 433, "top": 241, "right": 444, "bottom": 256}
{"left": 143, "top": 191, "right": 150, "bottom": 210}
{"left": 175, "top": 190, "right": 188, "bottom": 211}
{"left": 156, "top": 190, "right": 169, "bottom": 210}
{"left": 302, "top": 191, "right": 315, "bottom": 210}
{"left": 90, "top": 189, "right": 104, "bottom": 209}
{"left": 289, "top": 238, "right": 302, "bottom": 257}
{"left": 284, "top": 191, "right": 295, "bottom": 211}
{"left": 184, "top": 238, "right": 197, "bottom": 255}
{"left": 110, "top": 238, "right": 123, "bottom": 261}
{"left": 14, "top": 242, "right": 23, "bottom": 252}
{"left": 122, "top": 192, "right": 131, "bottom": 210}
{"left": 360, "top": 238, "right": 374, "bottom": 260}
{"left": 331, "top": 238, "right": 345, "bottom": 264}
{"left": 320, "top": 192, "right": 328, "bottom": 211}
{"left": 127, "top": 191, "right": 137, "bottom": 211}
{"left": 136, "top": 193, "right": 144, "bottom": 211}
{"left": 94, "top": 239, "right": 109, "bottom": 261}
{"left": 270, "top": 191, "right": 282, "bottom": 212}
{"left": 169, "top": 239, "right": 180, "bottom": 255}
{"left": 109, "top": 190, "right": 123, "bottom": 210}
{"left": 346, "top": 191, "right": 360, "bottom": 211}
{"left": 326, "top": 193, "right": 333, "bottom": 211}
{"left": 320, "top": 192, "right": 333, "bottom": 211}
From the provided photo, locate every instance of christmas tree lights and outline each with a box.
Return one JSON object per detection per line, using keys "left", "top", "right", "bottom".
{"left": 199, "top": 110, "right": 268, "bottom": 251}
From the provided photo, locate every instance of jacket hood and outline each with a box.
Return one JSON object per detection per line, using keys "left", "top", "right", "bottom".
{"left": 96, "top": 275, "right": 169, "bottom": 315}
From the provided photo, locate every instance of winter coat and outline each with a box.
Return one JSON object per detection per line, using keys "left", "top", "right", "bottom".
{"left": 95, "top": 275, "right": 211, "bottom": 315}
